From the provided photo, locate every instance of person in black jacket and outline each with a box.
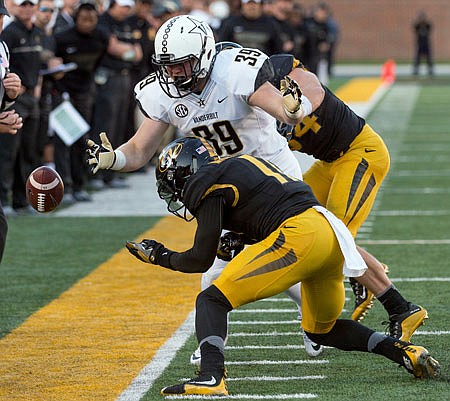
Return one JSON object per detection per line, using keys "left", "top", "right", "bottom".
{"left": 218, "top": 0, "right": 283, "bottom": 56}
{"left": 0, "top": 0, "right": 22, "bottom": 261}
{"left": 53, "top": 0, "right": 109, "bottom": 201}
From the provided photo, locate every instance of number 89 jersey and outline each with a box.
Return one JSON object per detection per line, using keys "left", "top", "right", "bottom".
{"left": 134, "top": 47, "right": 289, "bottom": 163}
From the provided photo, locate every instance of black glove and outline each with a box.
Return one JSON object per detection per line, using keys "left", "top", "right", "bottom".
{"left": 217, "top": 232, "right": 245, "bottom": 261}
{"left": 126, "top": 239, "right": 166, "bottom": 264}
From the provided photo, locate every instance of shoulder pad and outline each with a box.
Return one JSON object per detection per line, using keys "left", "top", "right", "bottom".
{"left": 269, "top": 54, "right": 296, "bottom": 89}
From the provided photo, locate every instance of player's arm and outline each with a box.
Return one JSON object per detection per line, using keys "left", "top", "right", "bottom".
{"left": 126, "top": 196, "right": 224, "bottom": 273}
{"left": 287, "top": 67, "right": 325, "bottom": 113}
{"left": 249, "top": 75, "right": 311, "bottom": 125}
{"left": 86, "top": 117, "right": 168, "bottom": 173}
{"left": 116, "top": 117, "right": 169, "bottom": 171}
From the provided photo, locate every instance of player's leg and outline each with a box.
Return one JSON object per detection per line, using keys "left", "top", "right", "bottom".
{"left": 162, "top": 210, "right": 337, "bottom": 396}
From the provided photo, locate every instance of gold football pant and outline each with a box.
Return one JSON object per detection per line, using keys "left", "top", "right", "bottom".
{"left": 303, "top": 124, "right": 390, "bottom": 237}
{"left": 213, "top": 208, "right": 345, "bottom": 334}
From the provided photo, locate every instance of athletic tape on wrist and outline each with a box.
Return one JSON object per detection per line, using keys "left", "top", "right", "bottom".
{"left": 111, "top": 149, "right": 126, "bottom": 170}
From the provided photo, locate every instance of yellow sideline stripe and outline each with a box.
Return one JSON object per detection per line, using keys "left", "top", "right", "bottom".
{"left": 335, "top": 77, "right": 383, "bottom": 103}
{"left": 0, "top": 216, "right": 200, "bottom": 401}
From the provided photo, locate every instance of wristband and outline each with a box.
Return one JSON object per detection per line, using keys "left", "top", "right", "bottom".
{"left": 300, "top": 95, "right": 313, "bottom": 116}
{"left": 111, "top": 149, "right": 126, "bottom": 170}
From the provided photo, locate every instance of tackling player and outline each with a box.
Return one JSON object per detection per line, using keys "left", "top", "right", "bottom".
{"left": 126, "top": 136, "right": 440, "bottom": 396}
{"left": 268, "top": 53, "right": 427, "bottom": 340}
{"left": 86, "top": 15, "right": 323, "bottom": 355}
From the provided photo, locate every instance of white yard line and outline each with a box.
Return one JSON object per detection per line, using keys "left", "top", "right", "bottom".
{"left": 164, "top": 394, "right": 317, "bottom": 400}
{"left": 226, "top": 360, "right": 329, "bottom": 365}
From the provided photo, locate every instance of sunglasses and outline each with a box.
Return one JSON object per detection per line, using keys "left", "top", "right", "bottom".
{"left": 39, "top": 6, "right": 54, "bottom": 12}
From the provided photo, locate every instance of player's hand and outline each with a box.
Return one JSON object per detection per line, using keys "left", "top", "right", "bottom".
{"left": 280, "top": 75, "right": 303, "bottom": 120}
{"left": 217, "top": 232, "right": 245, "bottom": 261}
{"left": 86, "top": 132, "right": 116, "bottom": 174}
{"left": 3, "top": 73, "right": 21, "bottom": 100}
{"left": 0, "top": 110, "right": 23, "bottom": 135}
{"left": 126, "top": 239, "right": 165, "bottom": 264}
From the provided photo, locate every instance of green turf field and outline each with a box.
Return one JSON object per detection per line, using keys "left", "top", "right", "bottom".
{"left": 1, "top": 79, "right": 449, "bottom": 400}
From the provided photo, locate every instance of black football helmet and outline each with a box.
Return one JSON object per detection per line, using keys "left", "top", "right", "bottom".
{"left": 156, "top": 137, "right": 219, "bottom": 220}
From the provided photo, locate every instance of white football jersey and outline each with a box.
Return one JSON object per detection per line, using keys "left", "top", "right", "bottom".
{"left": 135, "top": 47, "right": 301, "bottom": 177}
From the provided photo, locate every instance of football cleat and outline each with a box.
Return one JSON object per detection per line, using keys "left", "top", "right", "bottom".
{"left": 161, "top": 372, "right": 228, "bottom": 396}
{"left": 398, "top": 344, "right": 440, "bottom": 379}
{"left": 190, "top": 346, "right": 201, "bottom": 366}
{"left": 350, "top": 278, "right": 374, "bottom": 322}
{"left": 385, "top": 303, "right": 428, "bottom": 342}
{"left": 303, "top": 331, "right": 323, "bottom": 357}
{"left": 350, "top": 263, "right": 390, "bottom": 322}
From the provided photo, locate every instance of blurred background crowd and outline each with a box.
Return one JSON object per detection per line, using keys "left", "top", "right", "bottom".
{"left": 0, "top": 0, "right": 434, "bottom": 215}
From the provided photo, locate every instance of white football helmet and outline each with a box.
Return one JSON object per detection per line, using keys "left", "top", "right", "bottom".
{"left": 152, "top": 15, "right": 216, "bottom": 98}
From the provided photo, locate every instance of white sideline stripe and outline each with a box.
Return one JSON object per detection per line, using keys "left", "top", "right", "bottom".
{"left": 373, "top": 210, "right": 450, "bottom": 216}
{"left": 358, "top": 239, "right": 450, "bottom": 245}
{"left": 115, "top": 310, "right": 195, "bottom": 401}
{"left": 227, "top": 360, "right": 328, "bottom": 365}
{"left": 227, "top": 375, "right": 325, "bottom": 382}
{"left": 165, "top": 394, "right": 317, "bottom": 399}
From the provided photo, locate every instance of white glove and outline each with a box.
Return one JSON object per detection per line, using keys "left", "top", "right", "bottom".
{"left": 86, "top": 132, "right": 117, "bottom": 174}
{"left": 280, "top": 75, "right": 304, "bottom": 120}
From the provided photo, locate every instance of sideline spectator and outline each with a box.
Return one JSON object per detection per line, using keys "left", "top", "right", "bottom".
{"left": 124, "top": 0, "right": 154, "bottom": 145}
{"left": 304, "top": 2, "right": 330, "bottom": 78}
{"left": 34, "top": 0, "right": 57, "bottom": 171}
{"left": 0, "top": 0, "right": 56, "bottom": 215}
{"left": 53, "top": 0, "right": 77, "bottom": 33}
{"left": 413, "top": 10, "right": 433, "bottom": 76}
{"left": 54, "top": 0, "right": 109, "bottom": 201}
{"left": 89, "top": 0, "right": 142, "bottom": 189}
{"left": 270, "top": 0, "right": 295, "bottom": 53}
{"left": 0, "top": 0, "right": 22, "bottom": 261}
{"left": 218, "top": 0, "right": 283, "bottom": 56}
{"left": 324, "top": 3, "right": 338, "bottom": 77}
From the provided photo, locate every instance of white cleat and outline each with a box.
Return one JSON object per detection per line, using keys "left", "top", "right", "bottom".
{"left": 303, "top": 331, "right": 323, "bottom": 357}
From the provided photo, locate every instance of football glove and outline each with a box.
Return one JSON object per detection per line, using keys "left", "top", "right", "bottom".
{"left": 280, "top": 75, "right": 303, "bottom": 120}
{"left": 217, "top": 232, "right": 245, "bottom": 261}
{"left": 86, "top": 132, "right": 116, "bottom": 174}
{"left": 126, "top": 239, "right": 165, "bottom": 264}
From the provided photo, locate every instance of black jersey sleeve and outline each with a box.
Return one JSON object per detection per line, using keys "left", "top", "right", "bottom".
{"left": 168, "top": 195, "right": 224, "bottom": 273}
{"left": 254, "top": 58, "right": 275, "bottom": 92}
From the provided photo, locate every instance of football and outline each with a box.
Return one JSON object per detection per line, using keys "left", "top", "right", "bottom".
{"left": 26, "top": 166, "right": 64, "bottom": 213}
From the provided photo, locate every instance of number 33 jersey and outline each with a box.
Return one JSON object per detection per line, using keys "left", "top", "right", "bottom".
{"left": 134, "top": 47, "right": 290, "bottom": 163}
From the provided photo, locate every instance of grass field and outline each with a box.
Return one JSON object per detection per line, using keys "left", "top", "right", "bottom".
{"left": 1, "top": 78, "right": 449, "bottom": 400}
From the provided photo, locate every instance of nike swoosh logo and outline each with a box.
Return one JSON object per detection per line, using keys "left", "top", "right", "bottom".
{"left": 312, "top": 344, "right": 322, "bottom": 351}
{"left": 218, "top": 97, "right": 228, "bottom": 103}
{"left": 190, "top": 376, "right": 217, "bottom": 386}
{"left": 364, "top": 148, "right": 376, "bottom": 153}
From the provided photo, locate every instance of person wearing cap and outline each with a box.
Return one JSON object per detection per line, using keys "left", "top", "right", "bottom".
{"left": 0, "top": 0, "right": 23, "bottom": 261}
{"left": 0, "top": 0, "right": 49, "bottom": 215}
{"left": 53, "top": 0, "right": 109, "bottom": 202}
{"left": 124, "top": 0, "right": 155, "bottom": 146}
{"left": 218, "top": 0, "right": 284, "bottom": 56}
{"left": 53, "top": 0, "right": 78, "bottom": 33}
{"left": 88, "top": 0, "right": 143, "bottom": 189}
